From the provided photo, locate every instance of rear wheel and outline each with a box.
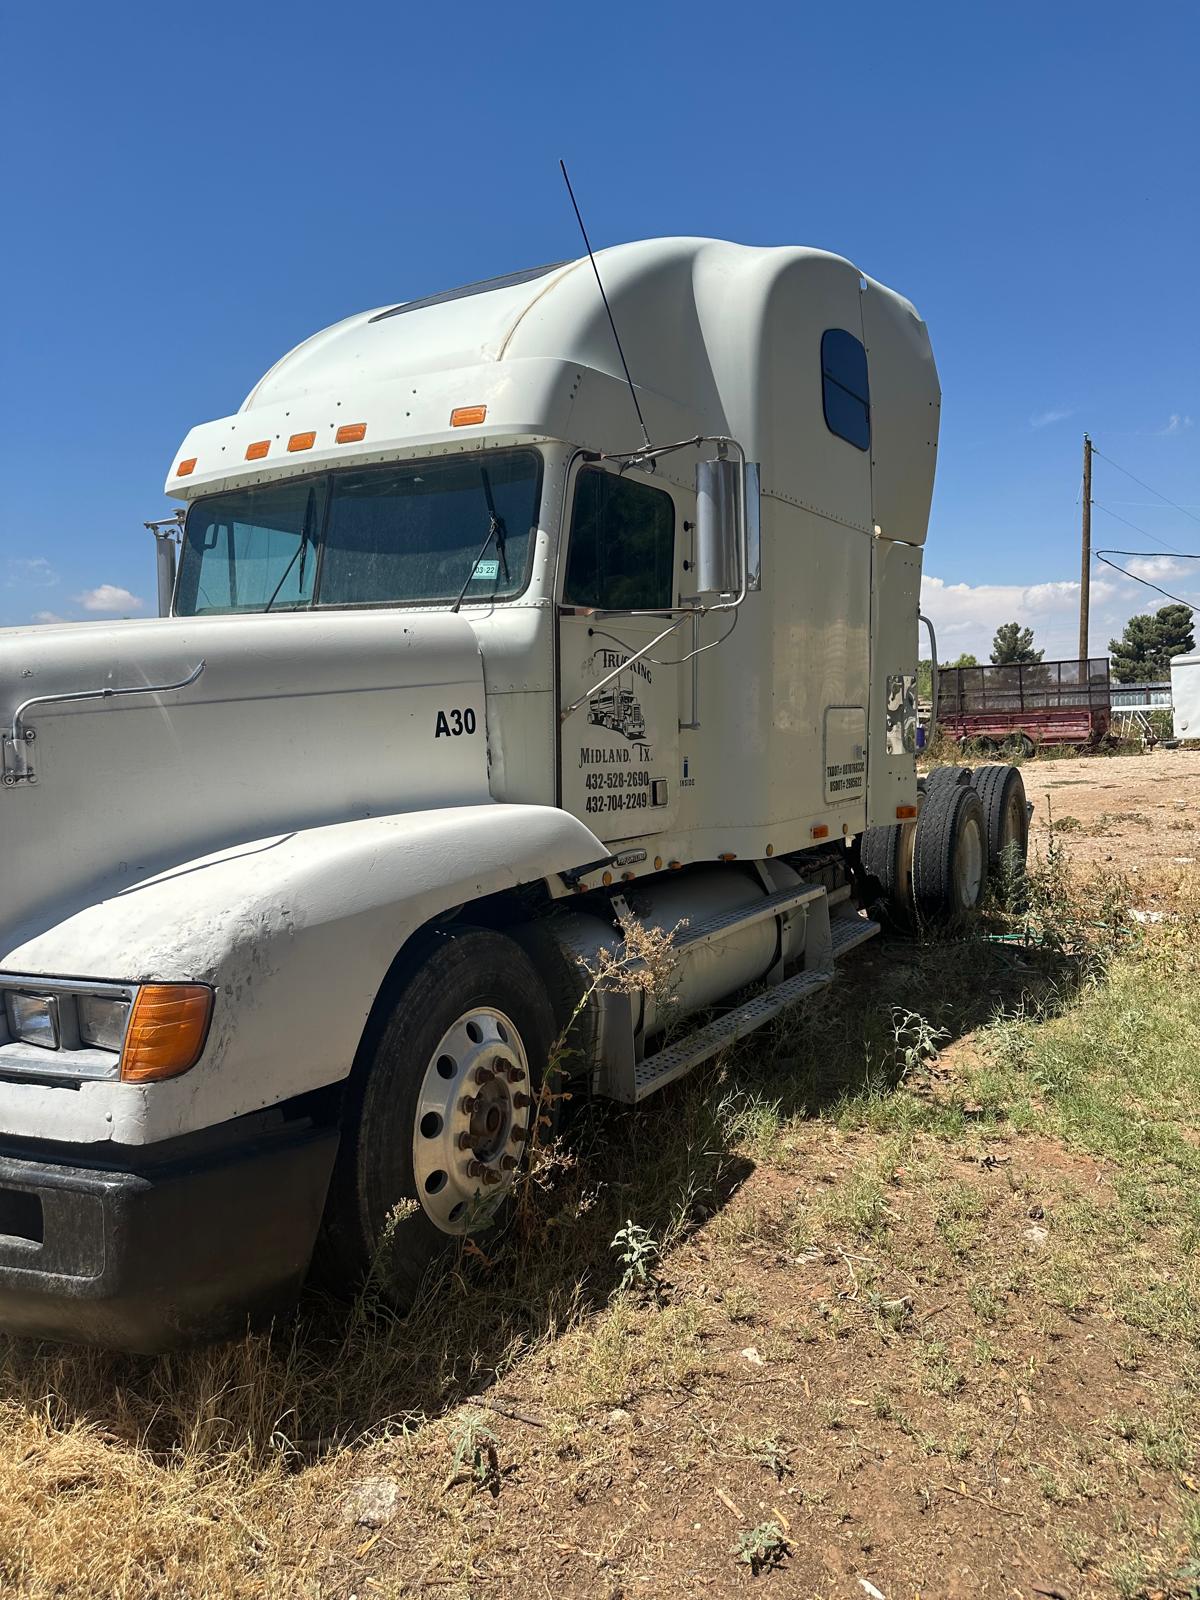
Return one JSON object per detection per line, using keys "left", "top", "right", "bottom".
{"left": 923, "top": 764, "right": 971, "bottom": 792}
{"left": 969, "top": 764, "right": 1029, "bottom": 874}
{"left": 860, "top": 820, "right": 916, "bottom": 922}
{"left": 913, "top": 781, "right": 988, "bottom": 921}
{"left": 317, "top": 929, "right": 556, "bottom": 1301}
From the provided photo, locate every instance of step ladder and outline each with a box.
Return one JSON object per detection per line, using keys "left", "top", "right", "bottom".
{"left": 607, "top": 887, "right": 881, "bottom": 1104}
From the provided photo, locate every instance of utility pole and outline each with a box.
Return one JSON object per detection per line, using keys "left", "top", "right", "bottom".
{"left": 1078, "top": 433, "right": 1093, "bottom": 662}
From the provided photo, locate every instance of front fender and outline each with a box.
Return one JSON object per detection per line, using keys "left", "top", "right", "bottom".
{"left": 0, "top": 804, "right": 605, "bottom": 1145}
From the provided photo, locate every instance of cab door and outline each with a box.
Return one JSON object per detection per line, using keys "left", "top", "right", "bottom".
{"left": 557, "top": 462, "right": 684, "bottom": 843}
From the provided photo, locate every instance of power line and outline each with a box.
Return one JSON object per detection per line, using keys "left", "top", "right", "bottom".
{"left": 1093, "top": 447, "right": 1200, "bottom": 528}
{"left": 1095, "top": 548, "right": 1198, "bottom": 611}
{"left": 1093, "top": 500, "right": 1190, "bottom": 556}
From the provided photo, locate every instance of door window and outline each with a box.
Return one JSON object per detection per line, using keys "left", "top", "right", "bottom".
{"left": 563, "top": 468, "right": 675, "bottom": 611}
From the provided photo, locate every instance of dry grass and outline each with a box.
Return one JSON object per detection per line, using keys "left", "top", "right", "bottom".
{"left": 0, "top": 839, "right": 1197, "bottom": 1596}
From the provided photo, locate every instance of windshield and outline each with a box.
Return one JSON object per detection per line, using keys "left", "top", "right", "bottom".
{"left": 175, "top": 449, "right": 543, "bottom": 615}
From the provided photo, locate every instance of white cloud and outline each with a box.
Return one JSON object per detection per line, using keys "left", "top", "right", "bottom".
{"left": 77, "top": 584, "right": 144, "bottom": 614}
{"left": 6, "top": 557, "right": 58, "bottom": 589}
{"left": 1160, "top": 413, "right": 1194, "bottom": 435}
{"left": 1122, "top": 555, "right": 1192, "bottom": 583}
{"left": 31, "top": 610, "right": 67, "bottom": 625}
{"left": 921, "top": 573, "right": 1120, "bottom": 660}
{"left": 1029, "top": 407, "right": 1074, "bottom": 429}
{"left": 923, "top": 562, "right": 1200, "bottom": 661}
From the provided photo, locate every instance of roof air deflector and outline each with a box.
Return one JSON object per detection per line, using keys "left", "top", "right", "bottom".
{"left": 369, "top": 261, "right": 570, "bottom": 324}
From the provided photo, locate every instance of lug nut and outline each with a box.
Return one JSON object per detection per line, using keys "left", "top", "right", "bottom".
{"left": 466, "top": 1159, "right": 486, "bottom": 1179}
{"left": 500, "top": 1154, "right": 519, "bottom": 1171}
{"left": 474, "top": 1066, "right": 495, "bottom": 1085}
{"left": 505, "top": 1065, "right": 525, "bottom": 1084}
{"left": 513, "top": 1091, "right": 532, "bottom": 1109}
{"left": 481, "top": 1166, "right": 502, "bottom": 1186}
{"left": 511, "top": 1125, "right": 529, "bottom": 1145}
{"left": 457, "top": 1132, "right": 476, "bottom": 1151}
{"left": 460, "top": 1095, "right": 478, "bottom": 1114}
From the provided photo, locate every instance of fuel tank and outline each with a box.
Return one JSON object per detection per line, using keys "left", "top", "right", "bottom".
{"left": 538, "top": 861, "right": 809, "bottom": 1063}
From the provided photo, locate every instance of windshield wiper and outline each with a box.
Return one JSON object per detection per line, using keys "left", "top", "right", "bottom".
{"left": 263, "top": 540, "right": 306, "bottom": 612}
{"left": 451, "top": 467, "right": 509, "bottom": 613}
{"left": 264, "top": 486, "right": 316, "bottom": 612}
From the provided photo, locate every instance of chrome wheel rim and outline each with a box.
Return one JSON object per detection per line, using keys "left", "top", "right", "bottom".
{"left": 412, "top": 1006, "right": 531, "bottom": 1235}
{"left": 954, "top": 816, "right": 984, "bottom": 908}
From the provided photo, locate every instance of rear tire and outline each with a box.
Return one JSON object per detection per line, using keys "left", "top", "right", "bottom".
{"left": 913, "top": 782, "right": 988, "bottom": 921}
{"left": 969, "top": 764, "right": 1029, "bottom": 874}
{"left": 860, "top": 821, "right": 916, "bottom": 922}
{"left": 317, "top": 929, "right": 556, "bottom": 1303}
{"left": 923, "top": 764, "right": 971, "bottom": 792}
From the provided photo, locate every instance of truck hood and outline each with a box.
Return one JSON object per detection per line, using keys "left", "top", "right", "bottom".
{"left": 0, "top": 611, "right": 489, "bottom": 968}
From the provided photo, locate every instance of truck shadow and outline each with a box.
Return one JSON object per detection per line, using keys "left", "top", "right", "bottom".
{"left": 0, "top": 928, "right": 1093, "bottom": 1467}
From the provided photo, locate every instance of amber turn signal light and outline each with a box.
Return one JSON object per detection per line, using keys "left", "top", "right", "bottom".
{"left": 811, "top": 824, "right": 830, "bottom": 839}
{"left": 245, "top": 440, "right": 270, "bottom": 461}
{"left": 896, "top": 804, "right": 918, "bottom": 819}
{"left": 450, "top": 405, "right": 487, "bottom": 427}
{"left": 335, "top": 422, "right": 367, "bottom": 443}
{"left": 176, "top": 457, "right": 197, "bottom": 477}
{"left": 287, "top": 431, "right": 316, "bottom": 452}
{"left": 120, "top": 985, "right": 214, "bottom": 1083}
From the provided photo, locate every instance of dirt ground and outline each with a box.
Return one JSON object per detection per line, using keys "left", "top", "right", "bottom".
{"left": 1022, "top": 747, "right": 1200, "bottom": 872}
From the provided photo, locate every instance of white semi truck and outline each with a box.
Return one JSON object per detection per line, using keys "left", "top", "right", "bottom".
{"left": 0, "top": 238, "right": 1027, "bottom": 1349}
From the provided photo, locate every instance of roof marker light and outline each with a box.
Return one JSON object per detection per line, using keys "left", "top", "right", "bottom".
{"left": 176, "top": 457, "right": 197, "bottom": 477}
{"left": 245, "top": 440, "right": 270, "bottom": 461}
{"left": 287, "top": 431, "right": 316, "bottom": 452}
{"left": 450, "top": 405, "right": 487, "bottom": 427}
{"left": 336, "top": 423, "right": 367, "bottom": 444}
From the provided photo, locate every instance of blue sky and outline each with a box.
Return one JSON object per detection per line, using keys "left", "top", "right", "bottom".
{"left": 2, "top": 1, "right": 1197, "bottom": 659}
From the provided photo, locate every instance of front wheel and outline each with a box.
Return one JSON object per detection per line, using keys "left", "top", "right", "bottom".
{"left": 316, "top": 929, "right": 557, "bottom": 1302}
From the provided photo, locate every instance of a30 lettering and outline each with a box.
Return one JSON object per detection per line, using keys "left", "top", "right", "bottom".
{"left": 435, "top": 708, "right": 478, "bottom": 738}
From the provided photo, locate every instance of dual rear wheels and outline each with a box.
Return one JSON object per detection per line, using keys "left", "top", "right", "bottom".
{"left": 862, "top": 763, "right": 1028, "bottom": 923}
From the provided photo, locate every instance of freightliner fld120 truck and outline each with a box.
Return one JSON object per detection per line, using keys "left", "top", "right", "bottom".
{"left": 0, "top": 238, "right": 1028, "bottom": 1349}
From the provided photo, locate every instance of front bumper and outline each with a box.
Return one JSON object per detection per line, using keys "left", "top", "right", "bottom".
{"left": 0, "top": 1118, "right": 338, "bottom": 1352}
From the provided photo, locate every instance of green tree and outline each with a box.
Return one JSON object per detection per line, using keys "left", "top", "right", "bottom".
{"left": 990, "top": 622, "right": 1043, "bottom": 665}
{"left": 945, "top": 652, "right": 978, "bottom": 668}
{"left": 1109, "top": 603, "right": 1195, "bottom": 682}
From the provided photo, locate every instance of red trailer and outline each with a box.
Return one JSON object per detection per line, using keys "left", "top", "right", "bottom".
{"left": 937, "top": 658, "right": 1112, "bottom": 754}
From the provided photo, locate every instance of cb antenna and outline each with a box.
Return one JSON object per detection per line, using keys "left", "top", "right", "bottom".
{"left": 559, "top": 158, "right": 652, "bottom": 453}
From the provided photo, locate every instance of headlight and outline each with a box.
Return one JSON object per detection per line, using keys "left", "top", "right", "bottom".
{"left": 7, "top": 992, "right": 61, "bottom": 1050}
{"left": 76, "top": 993, "right": 132, "bottom": 1052}
{"left": 0, "top": 977, "right": 136, "bottom": 1079}
{"left": 0, "top": 976, "right": 210, "bottom": 1083}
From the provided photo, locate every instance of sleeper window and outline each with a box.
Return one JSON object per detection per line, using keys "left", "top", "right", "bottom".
{"left": 563, "top": 468, "right": 675, "bottom": 611}
{"left": 821, "top": 327, "right": 871, "bottom": 451}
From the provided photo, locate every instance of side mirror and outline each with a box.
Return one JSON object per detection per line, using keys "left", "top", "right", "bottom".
{"left": 154, "top": 533, "right": 178, "bottom": 617}
{"left": 694, "top": 457, "right": 761, "bottom": 597}
{"left": 146, "top": 521, "right": 181, "bottom": 617}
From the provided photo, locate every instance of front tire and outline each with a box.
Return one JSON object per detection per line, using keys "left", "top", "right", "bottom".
{"left": 317, "top": 928, "right": 556, "bottom": 1302}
